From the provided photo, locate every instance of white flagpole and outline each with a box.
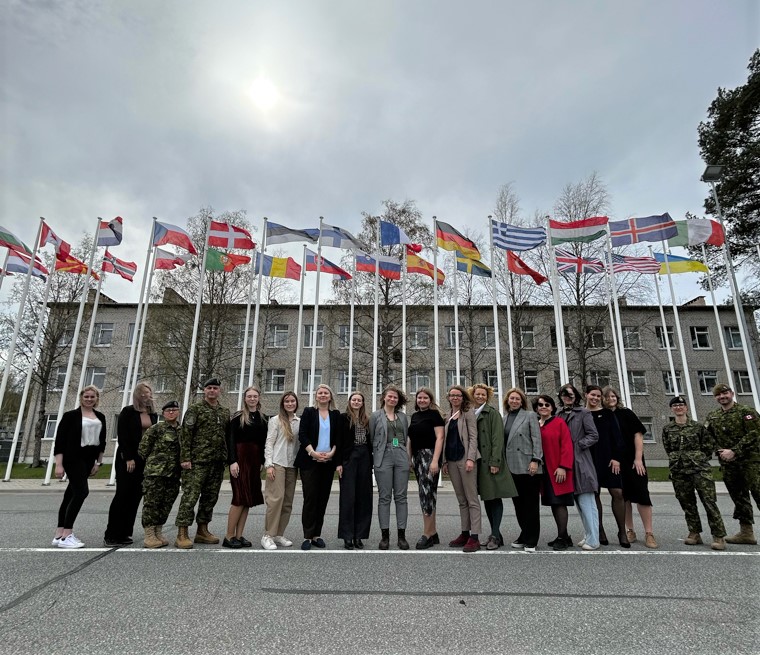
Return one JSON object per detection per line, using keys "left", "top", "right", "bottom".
{"left": 237, "top": 246, "right": 258, "bottom": 407}
{"left": 3, "top": 267, "right": 55, "bottom": 481}
{"left": 308, "top": 218, "right": 324, "bottom": 405}
{"left": 604, "top": 231, "right": 632, "bottom": 407}
{"left": 0, "top": 249, "right": 10, "bottom": 291}
{"left": 401, "top": 248, "right": 407, "bottom": 392}
{"left": 248, "top": 218, "right": 269, "bottom": 388}
{"left": 432, "top": 217, "right": 441, "bottom": 402}
{"left": 293, "top": 245, "right": 307, "bottom": 397}
{"left": 488, "top": 217, "right": 505, "bottom": 400}
{"left": 347, "top": 254, "right": 356, "bottom": 395}
{"left": 603, "top": 269, "right": 625, "bottom": 400}
{"left": 181, "top": 219, "right": 211, "bottom": 413}
{"left": 648, "top": 246, "right": 679, "bottom": 397}
{"left": 44, "top": 219, "right": 101, "bottom": 485}
{"left": 76, "top": 269, "right": 104, "bottom": 393}
{"left": 546, "top": 219, "right": 568, "bottom": 385}
{"left": 452, "top": 252, "right": 461, "bottom": 384}
{"left": 701, "top": 244, "right": 733, "bottom": 388}
{"left": 371, "top": 220, "right": 380, "bottom": 411}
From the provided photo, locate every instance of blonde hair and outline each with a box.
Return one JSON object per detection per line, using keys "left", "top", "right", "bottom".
{"left": 602, "top": 386, "right": 625, "bottom": 409}
{"left": 132, "top": 382, "right": 154, "bottom": 413}
{"left": 469, "top": 383, "right": 494, "bottom": 404}
{"left": 239, "top": 385, "right": 266, "bottom": 428}
{"left": 414, "top": 387, "right": 442, "bottom": 414}
{"left": 79, "top": 385, "right": 100, "bottom": 408}
{"left": 346, "top": 392, "right": 369, "bottom": 429}
{"left": 503, "top": 387, "right": 529, "bottom": 411}
{"left": 313, "top": 383, "right": 336, "bottom": 410}
{"left": 381, "top": 384, "right": 407, "bottom": 409}
{"left": 277, "top": 391, "right": 298, "bottom": 442}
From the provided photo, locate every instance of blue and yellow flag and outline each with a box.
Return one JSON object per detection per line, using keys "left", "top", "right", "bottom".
{"left": 653, "top": 252, "right": 708, "bottom": 275}
{"left": 455, "top": 252, "right": 491, "bottom": 277}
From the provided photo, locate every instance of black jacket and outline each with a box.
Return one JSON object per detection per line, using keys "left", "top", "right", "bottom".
{"left": 295, "top": 407, "right": 342, "bottom": 470}
{"left": 54, "top": 407, "right": 107, "bottom": 460}
{"left": 337, "top": 413, "right": 372, "bottom": 466}
{"left": 117, "top": 405, "right": 158, "bottom": 462}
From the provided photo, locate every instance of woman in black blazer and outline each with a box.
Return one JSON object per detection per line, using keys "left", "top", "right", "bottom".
{"left": 296, "top": 384, "right": 342, "bottom": 550}
{"left": 52, "top": 386, "right": 107, "bottom": 549}
{"left": 104, "top": 382, "right": 157, "bottom": 546}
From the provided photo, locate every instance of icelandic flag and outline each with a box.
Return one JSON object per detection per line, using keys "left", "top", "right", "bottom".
{"left": 380, "top": 220, "right": 411, "bottom": 246}
{"left": 305, "top": 249, "right": 351, "bottom": 279}
{"left": 153, "top": 220, "right": 198, "bottom": 254}
{"left": 608, "top": 213, "right": 677, "bottom": 246}
{"left": 97, "top": 217, "right": 123, "bottom": 247}
{"left": 491, "top": 219, "right": 546, "bottom": 251}
{"left": 355, "top": 251, "right": 402, "bottom": 280}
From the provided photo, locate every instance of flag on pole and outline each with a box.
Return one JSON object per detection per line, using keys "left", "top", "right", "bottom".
{"left": 380, "top": 220, "right": 411, "bottom": 246}
{"left": 153, "top": 220, "right": 198, "bottom": 254}
{"left": 608, "top": 213, "right": 677, "bottom": 246}
{"left": 555, "top": 248, "right": 605, "bottom": 274}
{"left": 40, "top": 222, "right": 71, "bottom": 256}
{"left": 668, "top": 219, "right": 725, "bottom": 248}
{"left": 608, "top": 253, "right": 661, "bottom": 274}
{"left": 0, "top": 268, "right": 11, "bottom": 277}
{"left": 154, "top": 248, "right": 191, "bottom": 270}
{"left": 506, "top": 251, "right": 548, "bottom": 284}
{"left": 208, "top": 220, "right": 255, "bottom": 249}
{"left": 97, "top": 217, "right": 123, "bottom": 246}
{"left": 304, "top": 224, "right": 365, "bottom": 250}
{"left": 455, "top": 252, "right": 491, "bottom": 277}
{"left": 55, "top": 253, "right": 99, "bottom": 279}
{"left": 435, "top": 220, "right": 480, "bottom": 259}
{"left": 305, "top": 249, "right": 351, "bottom": 279}
{"left": 254, "top": 253, "right": 302, "bottom": 280}
{"left": 7, "top": 250, "right": 48, "bottom": 279}
{"left": 491, "top": 219, "right": 546, "bottom": 251}
{"left": 265, "top": 221, "right": 319, "bottom": 245}
{"left": 0, "top": 225, "right": 32, "bottom": 254}
{"left": 205, "top": 248, "right": 251, "bottom": 272}
{"left": 355, "top": 251, "right": 402, "bottom": 279}
{"left": 406, "top": 252, "right": 445, "bottom": 285}
{"left": 549, "top": 216, "right": 608, "bottom": 245}
{"left": 653, "top": 252, "right": 709, "bottom": 274}
{"left": 102, "top": 250, "right": 137, "bottom": 281}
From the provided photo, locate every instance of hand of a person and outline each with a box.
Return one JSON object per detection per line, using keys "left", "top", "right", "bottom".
{"left": 336, "top": 465, "right": 343, "bottom": 478}
{"left": 633, "top": 459, "right": 646, "bottom": 476}
{"left": 489, "top": 466, "right": 499, "bottom": 475}
{"left": 230, "top": 463, "right": 239, "bottom": 479}
{"left": 267, "top": 466, "right": 275, "bottom": 481}
{"left": 554, "top": 468, "right": 566, "bottom": 484}
{"left": 465, "top": 459, "right": 475, "bottom": 473}
{"left": 528, "top": 461, "right": 538, "bottom": 476}
{"left": 89, "top": 463, "right": 100, "bottom": 477}
{"left": 430, "top": 462, "right": 439, "bottom": 477}
{"left": 55, "top": 463, "right": 64, "bottom": 479}
{"left": 126, "top": 459, "right": 135, "bottom": 473}
{"left": 718, "top": 448, "right": 735, "bottom": 462}
{"left": 181, "top": 461, "right": 192, "bottom": 470}
{"left": 442, "top": 463, "right": 448, "bottom": 476}
{"left": 610, "top": 459, "right": 620, "bottom": 475}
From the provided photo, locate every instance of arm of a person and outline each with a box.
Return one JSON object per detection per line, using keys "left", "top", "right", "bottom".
{"left": 264, "top": 417, "right": 278, "bottom": 468}
{"left": 431, "top": 425, "right": 444, "bottom": 475}
{"left": 465, "top": 411, "right": 478, "bottom": 469}
{"left": 578, "top": 411, "right": 599, "bottom": 449}
{"left": 633, "top": 432, "right": 646, "bottom": 474}
{"left": 731, "top": 410, "right": 760, "bottom": 459}
{"left": 699, "top": 423, "right": 715, "bottom": 460}
{"left": 97, "top": 411, "right": 107, "bottom": 454}
{"left": 528, "top": 412, "right": 543, "bottom": 461}
{"left": 661, "top": 426, "right": 674, "bottom": 456}
{"left": 117, "top": 407, "right": 136, "bottom": 461}
{"left": 138, "top": 424, "right": 157, "bottom": 461}
{"left": 180, "top": 406, "right": 196, "bottom": 465}
{"left": 226, "top": 419, "right": 237, "bottom": 466}
{"left": 559, "top": 422, "right": 574, "bottom": 470}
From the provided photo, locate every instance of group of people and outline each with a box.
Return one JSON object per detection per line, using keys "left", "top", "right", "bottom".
{"left": 51, "top": 377, "right": 760, "bottom": 553}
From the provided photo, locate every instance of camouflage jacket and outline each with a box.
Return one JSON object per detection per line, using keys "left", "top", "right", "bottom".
{"left": 138, "top": 421, "right": 183, "bottom": 478}
{"left": 704, "top": 403, "right": 760, "bottom": 462}
{"left": 180, "top": 400, "right": 230, "bottom": 464}
{"left": 661, "top": 419, "right": 714, "bottom": 473}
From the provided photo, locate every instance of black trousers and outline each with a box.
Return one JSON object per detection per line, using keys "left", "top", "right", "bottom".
{"left": 511, "top": 474, "right": 541, "bottom": 548}
{"left": 338, "top": 447, "right": 373, "bottom": 540}
{"left": 104, "top": 456, "right": 144, "bottom": 540}
{"left": 300, "top": 463, "right": 335, "bottom": 539}
{"left": 57, "top": 449, "right": 97, "bottom": 529}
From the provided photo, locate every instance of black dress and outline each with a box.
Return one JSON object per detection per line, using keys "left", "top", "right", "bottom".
{"left": 588, "top": 407, "right": 623, "bottom": 490}
{"left": 226, "top": 411, "right": 267, "bottom": 508}
{"left": 614, "top": 407, "right": 652, "bottom": 505}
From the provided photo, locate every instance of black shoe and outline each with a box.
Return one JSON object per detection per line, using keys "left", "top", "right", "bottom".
{"left": 397, "top": 529, "right": 410, "bottom": 550}
{"left": 416, "top": 535, "right": 434, "bottom": 550}
{"left": 599, "top": 533, "right": 609, "bottom": 546}
{"left": 353, "top": 539, "right": 364, "bottom": 549}
{"left": 379, "top": 529, "right": 390, "bottom": 550}
{"left": 344, "top": 539, "right": 354, "bottom": 550}
{"left": 553, "top": 536, "right": 570, "bottom": 551}
{"left": 103, "top": 538, "right": 125, "bottom": 547}
{"left": 222, "top": 537, "right": 242, "bottom": 549}
{"left": 618, "top": 532, "right": 631, "bottom": 548}
{"left": 311, "top": 538, "right": 326, "bottom": 548}
{"left": 238, "top": 536, "right": 253, "bottom": 548}
{"left": 123, "top": 537, "right": 134, "bottom": 545}
{"left": 431, "top": 533, "right": 440, "bottom": 545}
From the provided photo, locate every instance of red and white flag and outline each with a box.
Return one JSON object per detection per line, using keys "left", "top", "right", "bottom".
{"left": 506, "top": 251, "right": 547, "bottom": 284}
{"left": 208, "top": 220, "right": 255, "bottom": 250}
{"left": 153, "top": 221, "right": 198, "bottom": 254}
{"left": 102, "top": 250, "right": 137, "bottom": 281}
{"left": 40, "top": 222, "right": 71, "bottom": 256}
{"left": 154, "top": 247, "right": 191, "bottom": 270}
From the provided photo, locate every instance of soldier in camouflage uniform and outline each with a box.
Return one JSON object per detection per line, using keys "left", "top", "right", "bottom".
{"left": 662, "top": 396, "right": 726, "bottom": 550}
{"left": 704, "top": 383, "right": 760, "bottom": 545}
{"left": 174, "top": 377, "right": 230, "bottom": 549}
{"left": 139, "top": 400, "right": 183, "bottom": 548}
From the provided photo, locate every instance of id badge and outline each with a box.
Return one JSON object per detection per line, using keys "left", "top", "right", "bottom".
{"left": 392, "top": 437, "right": 399, "bottom": 447}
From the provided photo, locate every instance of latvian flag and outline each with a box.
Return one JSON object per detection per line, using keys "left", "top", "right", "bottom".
{"left": 435, "top": 220, "right": 480, "bottom": 260}
{"left": 208, "top": 220, "right": 255, "bottom": 250}
{"left": 102, "top": 250, "right": 137, "bottom": 281}
{"left": 97, "top": 217, "right": 123, "bottom": 247}
{"left": 549, "top": 216, "right": 608, "bottom": 245}
{"left": 555, "top": 248, "right": 605, "bottom": 274}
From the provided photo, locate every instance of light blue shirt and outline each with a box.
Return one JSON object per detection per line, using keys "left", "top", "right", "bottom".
{"left": 316, "top": 414, "right": 331, "bottom": 452}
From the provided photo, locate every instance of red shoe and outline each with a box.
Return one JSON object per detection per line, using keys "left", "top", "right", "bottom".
{"left": 448, "top": 533, "right": 469, "bottom": 547}
{"left": 463, "top": 536, "right": 481, "bottom": 553}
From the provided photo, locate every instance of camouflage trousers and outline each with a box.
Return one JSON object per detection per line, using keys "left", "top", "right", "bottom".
{"left": 722, "top": 460, "right": 760, "bottom": 524}
{"left": 141, "top": 476, "right": 180, "bottom": 527}
{"left": 671, "top": 469, "right": 726, "bottom": 537}
{"left": 175, "top": 462, "right": 225, "bottom": 527}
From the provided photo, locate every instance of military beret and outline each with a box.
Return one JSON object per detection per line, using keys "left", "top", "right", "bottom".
{"left": 203, "top": 377, "right": 221, "bottom": 388}
{"left": 669, "top": 396, "right": 687, "bottom": 407}
{"left": 162, "top": 400, "right": 180, "bottom": 411}
{"left": 712, "top": 383, "right": 731, "bottom": 395}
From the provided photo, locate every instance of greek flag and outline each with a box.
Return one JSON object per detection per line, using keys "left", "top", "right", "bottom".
{"left": 491, "top": 219, "right": 546, "bottom": 251}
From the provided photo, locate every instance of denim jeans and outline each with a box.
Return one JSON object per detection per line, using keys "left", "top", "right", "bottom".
{"left": 575, "top": 492, "right": 600, "bottom": 547}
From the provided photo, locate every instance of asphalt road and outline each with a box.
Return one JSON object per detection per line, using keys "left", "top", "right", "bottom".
{"left": 0, "top": 489, "right": 758, "bottom": 655}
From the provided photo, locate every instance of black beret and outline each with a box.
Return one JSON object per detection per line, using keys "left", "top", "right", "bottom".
{"left": 203, "top": 377, "right": 221, "bottom": 388}
{"left": 669, "top": 396, "right": 687, "bottom": 407}
{"left": 162, "top": 400, "right": 180, "bottom": 410}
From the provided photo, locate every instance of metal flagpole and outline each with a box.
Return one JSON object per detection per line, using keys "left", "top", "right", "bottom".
{"left": 452, "top": 251, "right": 461, "bottom": 384}
{"left": 401, "top": 248, "right": 407, "bottom": 392}
{"left": 603, "top": 270, "right": 625, "bottom": 400}
{"left": 346, "top": 255, "right": 356, "bottom": 395}
{"left": 546, "top": 219, "right": 568, "bottom": 385}
{"left": 0, "top": 250, "right": 10, "bottom": 291}
{"left": 76, "top": 269, "right": 105, "bottom": 393}
{"left": 293, "top": 245, "right": 307, "bottom": 398}
{"left": 237, "top": 246, "right": 258, "bottom": 407}
{"left": 648, "top": 246, "right": 679, "bottom": 398}
{"left": 308, "top": 218, "right": 324, "bottom": 405}
{"left": 371, "top": 220, "right": 380, "bottom": 411}
{"left": 488, "top": 217, "right": 505, "bottom": 400}
{"left": 432, "top": 217, "right": 441, "bottom": 403}
{"left": 248, "top": 218, "right": 269, "bottom": 388}
{"left": 701, "top": 244, "right": 733, "bottom": 388}
{"left": 605, "top": 230, "right": 632, "bottom": 407}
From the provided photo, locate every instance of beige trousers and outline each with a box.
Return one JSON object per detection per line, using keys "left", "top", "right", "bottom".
{"left": 264, "top": 465, "right": 298, "bottom": 536}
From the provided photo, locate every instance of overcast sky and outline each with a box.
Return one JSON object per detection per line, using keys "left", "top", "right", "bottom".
{"left": 2, "top": 0, "right": 758, "bottom": 304}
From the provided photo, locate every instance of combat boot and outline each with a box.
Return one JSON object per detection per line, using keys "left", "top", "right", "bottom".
{"left": 379, "top": 529, "right": 390, "bottom": 550}
{"left": 155, "top": 525, "right": 169, "bottom": 546}
{"left": 194, "top": 523, "right": 220, "bottom": 544}
{"left": 175, "top": 526, "right": 193, "bottom": 549}
{"left": 143, "top": 526, "right": 163, "bottom": 549}
{"left": 725, "top": 522, "right": 757, "bottom": 545}
{"left": 684, "top": 532, "right": 702, "bottom": 545}
{"left": 711, "top": 536, "right": 726, "bottom": 551}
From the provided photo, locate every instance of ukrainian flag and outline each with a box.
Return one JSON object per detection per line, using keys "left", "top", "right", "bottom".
{"left": 653, "top": 252, "right": 708, "bottom": 275}
{"left": 455, "top": 252, "right": 491, "bottom": 277}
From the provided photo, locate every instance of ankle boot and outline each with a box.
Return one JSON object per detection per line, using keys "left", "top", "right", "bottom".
{"left": 711, "top": 536, "right": 726, "bottom": 551}
{"left": 155, "top": 525, "right": 169, "bottom": 547}
{"left": 397, "top": 529, "right": 409, "bottom": 550}
{"left": 194, "top": 523, "right": 220, "bottom": 544}
{"left": 143, "top": 526, "right": 163, "bottom": 549}
{"left": 175, "top": 526, "right": 193, "bottom": 549}
{"left": 725, "top": 522, "right": 757, "bottom": 545}
{"left": 379, "top": 528, "right": 390, "bottom": 550}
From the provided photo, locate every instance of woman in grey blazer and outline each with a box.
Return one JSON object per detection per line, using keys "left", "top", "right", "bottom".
{"left": 369, "top": 384, "right": 410, "bottom": 550}
{"left": 504, "top": 387, "right": 543, "bottom": 552}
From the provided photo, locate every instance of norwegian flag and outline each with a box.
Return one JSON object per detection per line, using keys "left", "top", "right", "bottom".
{"left": 208, "top": 220, "right": 255, "bottom": 249}
{"left": 608, "top": 253, "right": 661, "bottom": 274}
{"left": 555, "top": 248, "right": 605, "bottom": 274}
{"left": 102, "top": 250, "right": 137, "bottom": 281}
{"left": 40, "top": 221, "right": 71, "bottom": 256}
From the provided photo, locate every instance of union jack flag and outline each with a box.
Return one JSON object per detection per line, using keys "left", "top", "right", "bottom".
{"left": 555, "top": 248, "right": 605, "bottom": 274}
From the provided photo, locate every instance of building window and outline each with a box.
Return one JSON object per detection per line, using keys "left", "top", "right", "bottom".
{"left": 93, "top": 323, "right": 114, "bottom": 346}
{"left": 338, "top": 325, "right": 358, "bottom": 349}
{"left": 84, "top": 366, "right": 106, "bottom": 389}
{"left": 445, "top": 370, "right": 466, "bottom": 387}
{"left": 481, "top": 326, "right": 496, "bottom": 349}
{"left": 622, "top": 327, "right": 641, "bottom": 349}
{"left": 586, "top": 328, "right": 605, "bottom": 349}
{"left": 520, "top": 326, "right": 535, "bottom": 349}
{"left": 523, "top": 370, "right": 539, "bottom": 394}
{"left": 377, "top": 370, "right": 395, "bottom": 389}
{"left": 230, "top": 370, "right": 250, "bottom": 393}
{"left": 127, "top": 323, "right": 136, "bottom": 346}
{"left": 154, "top": 374, "right": 173, "bottom": 393}
{"left": 656, "top": 325, "right": 675, "bottom": 349}
{"left": 482, "top": 370, "right": 498, "bottom": 388}
{"left": 662, "top": 370, "right": 684, "bottom": 395}
{"left": 550, "top": 326, "right": 570, "bottom": 348}
{"left": 60, "top": 325, "right": 75, "bottom": 347}
{"left": 690, "top": 326, "right": 711, "bottom": 350}
{"left": 445, "top": 326, "right": 464, "bottom": 349}
{"left": 554, "top": 370, "right": 576, "bottom": 390}
{"left": 588, "top": 370, "right": 610, "bottom": 388}
{"left": 627, "top": 370, "right": 648, "bottom": 395}
{"left": 265, "top": 324, "right": 289, "bottom": 348}
{"left": 43, "top": 414, "right": 58, "bottom": 440}
{"left": 234, "top": 324, "right": 254, "bottom": 348}
{"left": 335, "top": 369, "right": 358, "bottom": 395}
{"left": 301, "top": 369, "right": 323, "bottom": 394}
{"left": 733, "top": 370, "right": 753, "bottom": 395}
{"left": 408, "top": 325, "right": 429, "bottom": 350}
{"left": 120, "top": 367, "right": 142, "bottom": 391}
{"left": 408, "top": 370, "right": 430, "bottom": 391}
{"left": 265, "top": 369, "right": 286, "bottom": 393}
{"left": 640, "top": 417, "right": 655, "bottom": 443}
{"left": 697, "top": 370, "right": 718, "bottom": 395}
{"left": 50, "top": 366, "right": 66, "bottom": 391}
{"left": 303, "top": 324, "right": 325, "bottom": 349}
{"left": 724, "top": 326, "right": 742, "bottom": 350}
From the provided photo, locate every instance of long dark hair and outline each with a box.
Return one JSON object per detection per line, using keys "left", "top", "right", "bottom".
{"left": 346, "top": 392, "right": 369, "bottom": 429}
{"left": 558, "top": 383, "right": 583, "bottom": 408}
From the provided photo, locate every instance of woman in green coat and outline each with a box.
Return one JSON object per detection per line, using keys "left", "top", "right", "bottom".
{"left": 470, "top": 384, "right": 517, "bottom": 549}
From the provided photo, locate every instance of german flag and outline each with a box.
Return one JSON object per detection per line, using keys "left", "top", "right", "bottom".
{"left": 435, "top": 220, "right": 480, "bottom": 260}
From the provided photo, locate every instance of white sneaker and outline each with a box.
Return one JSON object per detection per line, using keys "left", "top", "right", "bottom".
{"left": 510, "top": 541, "right": 524, "bottom": 549}
{"left": 52, "top": 536, "right": 62, "bottom": 546}
{"left": 581, "top": 543, "right": 600, "bottom": 551}
{"left": 523, "top": 546, "right": 537, "bottom": 553}
{"left": 577, "top": 538, "right": 586, "bottom": 547}
{"left": 69, "top": 534, "right": 84, "bottom": 546}
{"left": 58, "top": 534, "right": 85, "bottom": 549}
{"left": 261, "top": 535, "right": 277, "bottom": 551}
{"left": 273, "top": 536, "right": 292, "bottom": 547}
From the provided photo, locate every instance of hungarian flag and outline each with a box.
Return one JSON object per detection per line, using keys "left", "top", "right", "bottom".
{"left": 153, "top": 220, "right": 198, "bottom": 254}
{"left": 40, "top": 222, "right": 71, "bottom": 256}
{"left": 549, "top": 216, "right": 608, "bottom": 245}
{"left": 55, "top": 253, "right": 99, "bottom": 279}
{"left": 7, "top": 250, "right": 49, "bottom": 279}
{"left": 254, "top": 253, "right": 302, "bottom": 280}
{"left": 653, "top": 252, "right": 709, "bottom": 275}
{"left": 506, "top": 251, "right": 547, "bottom": 284}
{"left": 668, "top": 219, "right": 725, "bottom": 248}
{"left": 305, "top": 249, "right": 351, "bottom": 279}
{"left": 555, "top": 248, "right": 605, "bottom": 274}
{"left": 97, "top": 217, "right": 123, "bottom": 246}
{"left": 0, "top": 225, "right": 32, "bottom": 255}
{"left": 205, "top": 248, "right": 251, "bottom": 272}
{"left": 208, "top": 220, "right": 255, "bottom": 249}
{"left": 154, "top": 248, "right": 191, "bottom": 270}
{"left": 407, "top": 252, "right": 444, "bottom": 285}
{"left": 102, "top": 250, "right": 137, "bottom": 281}
{"left": 435, "top": 220, "right": 480, "bottom": 259}
{"left": 455, "top": 252, "right": 491, "bottom": 277}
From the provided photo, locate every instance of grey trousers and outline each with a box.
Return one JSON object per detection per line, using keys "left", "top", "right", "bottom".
{"left": 375, "top": 445, "right": 410, "bottom": 530}
{"left": 448, "top": 457, "right": 482, "bottom": 535}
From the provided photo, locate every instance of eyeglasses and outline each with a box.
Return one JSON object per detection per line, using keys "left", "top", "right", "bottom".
{"left": 536, "top": 402, "right": 551, "bottom": 408}
{"left": 671, "top": 403, "right": 685, "bottom": 407}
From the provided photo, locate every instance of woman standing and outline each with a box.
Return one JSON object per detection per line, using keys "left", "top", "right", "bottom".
{"left": 337, "top": 392, "right": 373, "bottom": 549}
{"left": 533, "top": 395, "right": 575, "bottom": 550}
{"left": 52, "top": 386, "right": 106, "bottom": 549}
{"left": 370, "top": 384, "right": 410, "bottom": 550}
{"left": 407, "top": 388, "right": 445, "bottom": 550}
{"left": 443, "top": 385, "right": 481, "bottom": 553}
{"left": 503, "top": 387, "right": 542, "bottom": 552}
{"left": 224, "top": 386, "right": 267, "bottom": 549}
{"left": 471, "top": 384, "right": 517, "bottom": 550}
{"left": 585, "top": 384, "right": 629, "bottom": 548}
{"left": 603, "top": 386, "right": 657, "bottom": 548}
{"left": 262, "top": 391, "right": 300, "bottom": 550}
{"left": 557, "top": 384, "right": 600, "bottom": 551}
{"left": 104, "top": 382, "right": 157, "bottom": 547}
{"left": 297, "top": 383, "right": 340, "bottom": 550}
